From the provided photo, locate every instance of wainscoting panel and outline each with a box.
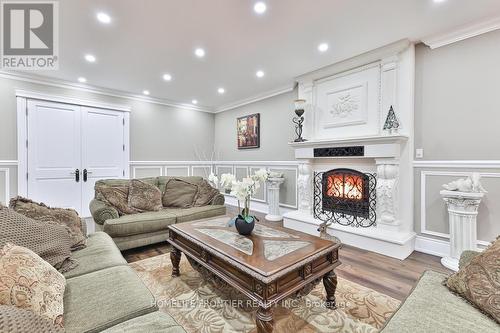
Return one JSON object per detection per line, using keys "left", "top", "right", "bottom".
{"left": 414, "top": 161, "right": 500, "bottom": 256}
{"left": 165, "top": 166, "right": 190, "bottom": 177}
{"left": 249, "top": 166, "right": 266, "bottom": 202}
{"left": 191, "top": 165, "right": 212, "bottom": 178}
{"left": 131, "top": 166, "right": 163, "bottom": 178}
{"left": 0, "top": 168, "right": 10, "bottom": 205}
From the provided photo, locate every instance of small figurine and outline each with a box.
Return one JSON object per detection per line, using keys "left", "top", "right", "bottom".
{"left": 442, "top": 172, "right": 487, "bottom": 193}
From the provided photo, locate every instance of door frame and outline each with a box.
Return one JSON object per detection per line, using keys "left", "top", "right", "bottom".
{"left": 16, "top": 89, "right": 130, "bottom": 197}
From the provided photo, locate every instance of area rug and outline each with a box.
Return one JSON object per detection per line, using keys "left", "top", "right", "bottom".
{"left": 130, "top": 254, "right": 399, "bottom": 333}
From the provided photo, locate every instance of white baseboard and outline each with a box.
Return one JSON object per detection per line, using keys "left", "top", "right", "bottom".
{"left": 414, "top": 235, "right": 488, "bottom": 257}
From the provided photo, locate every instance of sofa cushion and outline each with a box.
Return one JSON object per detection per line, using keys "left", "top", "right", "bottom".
{"left": 0, "top": 244, "right": 66, "bottom": 328}
{"left": 157, "top": 176, "right": 203, "bottom": 193}
{"left": 162, "top": 179, "right": 199, "bottom": 208}
{"left": 0, "top": 305, "right": 64, "bottom": 333}
{"left": 9, "top": 196, "right": 87, "bottom": 251}
{"left": 163, "top": 205, "right": 226, "bottom": 223}
{"left": 445, "top": 237, "right": 500, "bottom": 323}
{"left": 103, "top": 210, "right": 177, "bottom": 237}
{"left": 63, "top": 232, "right": 127, "bottom": 279}
{"left": 0, "top": 206, "right": 77, "bottom": 273}
{"left": 128, "top": 179, "right": 163, "bottom": 212}
{"left": 193, "top": 179, "right": 221, "bottom": 207}
{"left": 64, "top": 266, "right": 157, "bottom": 333}
{"left": 102, "top": 311, "right": 187, "bottom": 333}
{"left": 381, "top": 271, "right": 498, "bottom": 332}
{"left": 96, "top": 184, "right": 140, "bottom": 216}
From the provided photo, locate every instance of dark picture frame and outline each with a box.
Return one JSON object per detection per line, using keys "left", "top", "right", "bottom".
{"left": 237, "top": 113, "right": 260, "bottom": 149}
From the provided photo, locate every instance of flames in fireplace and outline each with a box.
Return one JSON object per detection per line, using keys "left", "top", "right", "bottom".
{"left": 326, "top": 174, "right": 364, "bottom": 200}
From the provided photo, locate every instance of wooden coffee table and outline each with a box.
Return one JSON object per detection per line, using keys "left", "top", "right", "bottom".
{"left": 167, "top": 217, "right": 340, "bottom": 333}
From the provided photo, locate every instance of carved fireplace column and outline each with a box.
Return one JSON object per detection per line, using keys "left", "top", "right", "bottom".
{"left": 297, "top": 161, "right": 313, "bottom": 214}
{"left": 440, "top": 190, "right": 485, "bottom": 271}
{"left": 375, "top": 159, "right": 400, "bottom": 229}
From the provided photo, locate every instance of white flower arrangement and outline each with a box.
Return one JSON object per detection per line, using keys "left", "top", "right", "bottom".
{"left": 208, "top": 169, "right": 269, "bottom": 224}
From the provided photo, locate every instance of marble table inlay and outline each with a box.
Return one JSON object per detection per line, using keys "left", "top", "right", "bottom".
{"left": 197, "top": 228, "right": 254, "bottom": 255}
{"left": 263, "top": 240, "right": 311, "bottom": 261}
{"left": 252, "top": 224, "right": 300, "bottom": 239}
{"left": 193, "top": 219, "right": 228, "bottom": 227}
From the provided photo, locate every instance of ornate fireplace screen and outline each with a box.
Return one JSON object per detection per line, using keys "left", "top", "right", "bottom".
{"left": 314, "top": 169, "right": 377, "bottom": 227}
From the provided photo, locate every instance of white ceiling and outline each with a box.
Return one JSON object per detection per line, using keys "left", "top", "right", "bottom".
{"left": 29, "top": 0, "right": 500, "bottom": 111}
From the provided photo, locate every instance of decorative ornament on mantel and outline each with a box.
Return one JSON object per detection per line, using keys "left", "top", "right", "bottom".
{"left": 292, "top": 99, "right": 307, "bottom": 142}
{"left": 440, "top": 173, "right": 487, "bottom": 271}
{"left": 383, "top": 106, "right": 400, "bottom": 134}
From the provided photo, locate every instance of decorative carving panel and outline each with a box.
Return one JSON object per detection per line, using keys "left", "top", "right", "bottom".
{"left": 325, "top": 83, "right": 368, "bottom": 128}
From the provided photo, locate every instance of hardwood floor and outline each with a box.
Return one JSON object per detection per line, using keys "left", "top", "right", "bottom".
{"left": 123, "top": 209, "right": 452, "bottom": 302}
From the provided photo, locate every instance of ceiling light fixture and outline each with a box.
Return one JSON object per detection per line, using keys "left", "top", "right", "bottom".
{"left": 254, "top": 2, "right": 267, "bottom": 14}
{"left": 318, "top": 43, "right": 329, "bottom": 52}
{"left": 256, "top": 70, "right": 265, "bottom": 78}
{"left": 433, "top": 0, "right": 447, "bottom": 3}
{"left": 143, "top": 90, "right": 150, "bottom": 96}
{"left": 194, "top": 48, "right": 205, "bottom": 58}
{"left": 192, "top": 99, "right": 198, "bottom": 105}
{"left": 96, "top": 12, "right": 111, "bottom": 24}
{"left": 163, "top": 73, "right": 172, "bottom": 81}
{"left": 84, "top": 54, "right": 96, "bottom": 62}
{"left": 218, "top": 88, "right": 225, "bottom": 94}
{"left": 77, "top": 77, "right": 87, "bottom": 83}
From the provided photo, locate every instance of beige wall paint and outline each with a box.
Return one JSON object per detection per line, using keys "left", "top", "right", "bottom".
{"left": 0, "top": 76, "right": 215, "bottom": 161}
{"left": 414, "top": 30, "right": 500, "bottom": 160}
{"left": 214, "top": 90, "right": 297, "bottom": 161}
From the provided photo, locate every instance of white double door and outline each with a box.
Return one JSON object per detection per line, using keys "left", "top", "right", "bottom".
{"left": 27, "top": 99, "right": 128, "bottom": 217}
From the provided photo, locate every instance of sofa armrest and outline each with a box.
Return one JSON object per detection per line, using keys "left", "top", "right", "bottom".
{"left": 459, "top": 250, "right": 480, "bottom": 269}
{"left": 210, "top": 193, "right": 225, "bottom": 206}
{"left": 89, "top": 199, "right": 119, "bottom": 225}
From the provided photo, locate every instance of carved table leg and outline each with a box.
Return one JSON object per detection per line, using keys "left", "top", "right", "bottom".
{"left": 323, "top": 270, "right": 337, "bottom": 309}
{"left": 256, "top": 306, "right": 273, "bottom": 333}
{"left": 170, "top": 248, "right": 181, "bottom": 277}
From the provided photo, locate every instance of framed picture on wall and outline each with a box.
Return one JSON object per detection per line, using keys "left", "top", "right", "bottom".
{"left": 237, "top": 113, "right": 260, "bottom": 149}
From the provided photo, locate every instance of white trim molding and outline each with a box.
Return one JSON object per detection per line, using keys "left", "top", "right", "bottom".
{"left": 0, "top": 160, "right": 18, "bottom": 166}
{"left": 1, "top": 71, "right": 212, "bottom": 113}
{"left": 415, "top": 235, "right": 489, "bottom": 258}
{"left": 0, "top": 168, "right": 10, "bottom": 205}
{"left": 16, "top": 89, "right": 131, "bottom": 112}
{"left": 422, "top": 15, "right": 500, "bottom": 49}
{"left": 419, "top": 170, "right": 500, "bottom": 240}
{"left": 414, "top": 160, "right": 500, "bottom": 169}
{"left": 215, "top": 85, "right": 294, "bottom": 113}
{"left": 131, "top": 166, "right": 164, "bottom": 178}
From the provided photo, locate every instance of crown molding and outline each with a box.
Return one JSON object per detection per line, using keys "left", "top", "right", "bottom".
{"left": 422, "top": 15, "right": 500, "bottom": 49}
{"left": 215, "top": 84, "right": 295, "bottom": 113}
{"left": 0, "top": 71, "right": 215, "bottom": 113}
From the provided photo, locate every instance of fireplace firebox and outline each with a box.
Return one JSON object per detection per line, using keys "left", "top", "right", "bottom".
{"left": 314, "top": 168, "right": 376, "bottom": 227}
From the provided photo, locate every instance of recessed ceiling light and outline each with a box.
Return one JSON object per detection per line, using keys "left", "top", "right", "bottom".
{"left": 194, "top": 48, "right": 205, "bottom": 58}
{"left": 254, "top": 2, "right": 267, "bottom": 14}
{"left": 96, "top": 12, "right": 111, "bottom": 24}
{"left": 256, "top": 70, "right": 265, "bottom": 78}
{"left": 77, "top": 77, "right": 87, "bottom": 83}
{"left": 318, "top": 43, "right": 329, "bottom": 52}
{"left": 84, "top": 54, "right": 96, "bottom": 62}
{"left": 143, "top": 90, "right": 150, "bottom": 95}
{"left": 192, "top": 99, "right": 198, "bottom": 105}
{"left": 217, "top": 88, "right": 225, "bottom": 94}
{"left": 163, "top": 73, "right": 172, "bottom": 81}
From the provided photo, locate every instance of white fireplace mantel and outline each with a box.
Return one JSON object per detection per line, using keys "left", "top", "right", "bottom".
{"left": 289, "top": 134, "right": 408, "bottom": 159}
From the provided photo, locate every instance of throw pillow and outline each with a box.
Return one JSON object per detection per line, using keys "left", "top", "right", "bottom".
{"left": 9, "top": 197, "right": 87, "bottom": 251}
{"left": 162, "top": 179, "right": 199, "bottom": 208}
{"left": 95, "top": 184, "right": 140, "bottom": 215}
{"left": 0, "top": 206, "right": 78, "bottom": 273}
{"left": 445, "top": 237, "right": 500, "bottom": 323}
{"left": 0, "top": 244, "right": 66, "bottom": 328}
{"left": 128, "top": 179, "right": 162, "bottom": 212}
{"left": 193, "top": 179, "right": 220, "bottom": 207}
{"left": 0, "top": 305, "right": 64, "bottom": 333}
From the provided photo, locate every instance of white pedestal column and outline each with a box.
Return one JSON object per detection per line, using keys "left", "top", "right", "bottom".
{"left": 265, "top": 177, "right": 285, "bottom": 222}
{"left": 440, "top": 190, "right": 485, "bottom": 271}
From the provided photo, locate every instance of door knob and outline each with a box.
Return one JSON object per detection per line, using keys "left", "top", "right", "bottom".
{"left": 70, "top": 169, "right": 80, "bottom": 182}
